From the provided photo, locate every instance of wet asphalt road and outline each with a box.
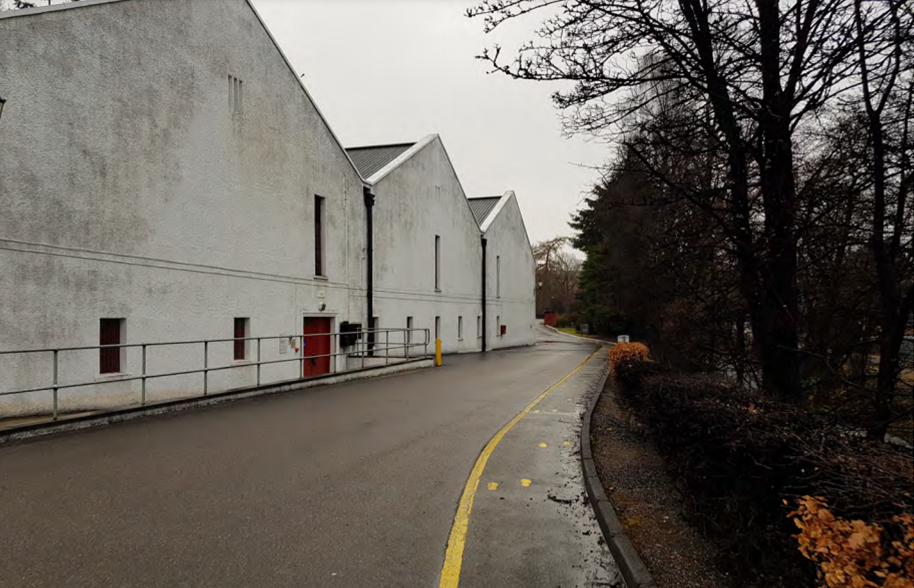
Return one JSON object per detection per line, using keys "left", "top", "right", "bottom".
{"left": 0, "top": 329, "right": 610, "bottom": 588}
{"left": 458, "top": 350, "right": 620, "bottom": 588}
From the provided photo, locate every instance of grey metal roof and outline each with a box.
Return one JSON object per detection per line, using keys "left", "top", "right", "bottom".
{"left": 467, "top": 196, "right": 502, "bottom": 225}
{"left": 346, "top": 143, "right": 415, "bottom": 179}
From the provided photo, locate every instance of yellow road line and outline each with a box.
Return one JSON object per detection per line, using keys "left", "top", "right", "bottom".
{"left": 437, "top": 348, "right": 601, "bottom": 588}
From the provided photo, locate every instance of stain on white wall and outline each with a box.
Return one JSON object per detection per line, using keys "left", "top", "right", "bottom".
{"left": 0, "top": 0, "right": 536, "bottom": 417}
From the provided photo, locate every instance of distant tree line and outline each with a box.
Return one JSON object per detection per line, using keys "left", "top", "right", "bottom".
{"left": 533, "top": 237, "right": 581, "bottom": 316}
{"left": 469, "top": 0, "right": 913, "bottom": 438}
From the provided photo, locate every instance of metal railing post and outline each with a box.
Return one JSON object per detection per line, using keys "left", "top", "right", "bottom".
{"left": 203, "top": 341, "right": 209, "bottom": 395}
{"left": 141, "top": 344, "right": 147, "bottom": 406}
{"left": 52, "top": 350, "right": 59, "bottom": 421}
{"left": 1, "top": 328, "right": 449, "bottom": 426}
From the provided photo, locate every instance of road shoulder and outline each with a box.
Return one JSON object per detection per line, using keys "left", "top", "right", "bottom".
{"left": 589, "top": 376, "right": 729, "bottom": 588}
{"left": 442, "top": 346, "right": 621, "bottom": 587}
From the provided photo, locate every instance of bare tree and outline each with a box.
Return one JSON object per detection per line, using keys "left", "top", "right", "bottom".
{"left": 0, "top": 0, "right": 81, "bottom": 10}
{"left": 534, "top": 237, "right": 582, "bottom": 314}
{"left": 849, "top": 0, "right": 914, "bottom": 437}
{"left": 467, "top": 0, "right": 908, "bottom": 407}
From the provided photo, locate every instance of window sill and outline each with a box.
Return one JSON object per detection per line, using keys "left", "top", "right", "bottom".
{"left": 313, "top": 275, "right": 329, "bottom": 281}
{"left": 97, "top": 372, "right": 131, "bottom": 382}
{"left": 435, "top": 289, "right": 442, "bottom": 293}
{"left": 233, "top": 359, "right": 254, "bottom": 365}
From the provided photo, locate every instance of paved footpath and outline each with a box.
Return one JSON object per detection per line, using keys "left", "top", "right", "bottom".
{"left": 0, "top": 328, "right": 619, "bottom": 588}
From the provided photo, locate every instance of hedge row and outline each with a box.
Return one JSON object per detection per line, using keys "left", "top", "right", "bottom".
{"left": 613, "top": 361, "right": 914, "bottom": 587}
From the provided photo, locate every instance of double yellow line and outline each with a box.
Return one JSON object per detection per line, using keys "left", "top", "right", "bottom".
{"left": 437, "top": 348, "right": 602, "bottom": 588}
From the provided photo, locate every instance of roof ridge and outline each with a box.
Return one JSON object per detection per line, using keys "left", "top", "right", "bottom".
{"left": 346, "top": 142, "right": 418, "bottom": 180}
{"left": 467, "top": 195, "right": 505, "bottom": 226}
{"left": 346, "top": 142, "right": 415, "bottom": 151}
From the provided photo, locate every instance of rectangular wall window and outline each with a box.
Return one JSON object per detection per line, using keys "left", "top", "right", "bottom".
{"left": 458, "top": 316, "right": 463, "bottom": 340}
{"left": 496, "top": 315, "right": 501, "bottom": 337}
{"left": 99, "top": 318, "right": 124, "bottom": 374}
{"left": 406, "top": 316, "right": 413, "bottom": 345}
{"left": 234, "top": 317, "right": 250, "bottom": 360}
{"left": 434, "top": 235, "right": 441, "bottom": 291}
{"left": 477, "top": 316, "right": 481, "bottom": 338}
{"left": 435, "top": 316, "right": 441, "bottom": 340}
{"left": 229, "top": 75, "right": 243, "bottom": 115}
{"left": 314, "top": 195, "right": 325, "bottom": 276}
{"left": 496, "top": 255, "right": 501, "bottom": 298}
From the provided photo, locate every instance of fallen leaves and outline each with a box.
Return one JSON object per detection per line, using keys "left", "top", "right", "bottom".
{"left": 790, "top": 496, "right": 914, "bottom": 588}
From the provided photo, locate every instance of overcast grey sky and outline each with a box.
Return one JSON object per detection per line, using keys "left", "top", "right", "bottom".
{"left": 252, "top": 0, "right": 609, "bottom": 245}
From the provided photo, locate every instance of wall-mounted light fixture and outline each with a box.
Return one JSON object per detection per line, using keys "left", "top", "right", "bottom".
{"left": 0, "top": 97, "right": 6, "bottom": 123}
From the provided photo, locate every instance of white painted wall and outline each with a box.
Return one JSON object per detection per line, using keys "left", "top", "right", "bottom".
{"left": 0, "top": 0, "right": 366, "bottom": 414}
{"left": 483, "top": 193, "right": 537, "bottom": 350}
{"left": 0, "top": 0, "right": 536, "bottom": 418}
{"left": 370, "top": 137, "right": 483, "bottom": 355}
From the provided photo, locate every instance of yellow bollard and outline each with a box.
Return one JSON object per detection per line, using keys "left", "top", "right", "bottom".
{"left": 435, "top": 338, "right": 442, "bottom": 367}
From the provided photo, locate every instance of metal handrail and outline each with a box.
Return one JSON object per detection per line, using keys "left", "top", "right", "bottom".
{"left": 0, "top": 330, "right": 427, "bottom": 355}
{"left": 0, "top": 327, "right": 431, "bottom": 421}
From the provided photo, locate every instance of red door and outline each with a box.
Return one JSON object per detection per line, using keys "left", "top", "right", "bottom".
{"left": 303, "top": 317, "right": 332, "bottom": 377}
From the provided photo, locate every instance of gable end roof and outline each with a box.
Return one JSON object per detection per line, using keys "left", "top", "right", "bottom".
{"left": 467, "top": 197, "right": 502, "bottom": 226}
{"left": 346, "top": 143, "right": 415, "bottom": 180}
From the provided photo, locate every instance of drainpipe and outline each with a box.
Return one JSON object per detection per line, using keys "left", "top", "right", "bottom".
{"left": 481, "top": 236, "right": 487, "bottom": 352}
{"left": 364, "top": 186, "right": 375, "bottom": 356}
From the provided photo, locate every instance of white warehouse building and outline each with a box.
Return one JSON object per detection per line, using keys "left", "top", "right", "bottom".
{"left": 0, "top": 0, "right": 536, "bottom": 417}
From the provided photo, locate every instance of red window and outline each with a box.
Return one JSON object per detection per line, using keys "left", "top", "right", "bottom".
{"left": 99, "top": 318, "right": 122, "bottom": 374}
{"left": 234, "top": 318, "right": 249, "bottom": 360}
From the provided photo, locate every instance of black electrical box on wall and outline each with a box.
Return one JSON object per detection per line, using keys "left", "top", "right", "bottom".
{"left": 340, "top": 322, "right": 363, "bottom": 347}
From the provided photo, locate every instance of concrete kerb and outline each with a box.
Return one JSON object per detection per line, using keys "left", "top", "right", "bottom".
{"left": 580, "top": 352, "right": 658, "bottom": 588}
{"left": 0, "top": 358, "right": 434, "bottom": 445}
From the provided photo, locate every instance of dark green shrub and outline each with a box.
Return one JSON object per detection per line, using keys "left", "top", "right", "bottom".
{"left": 613, "top": 372, "right": 914, "bottom": 587}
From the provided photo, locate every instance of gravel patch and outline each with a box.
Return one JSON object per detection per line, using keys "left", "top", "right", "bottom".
{"left": 590, "top": 377, "right": 730, "bottom": 588}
